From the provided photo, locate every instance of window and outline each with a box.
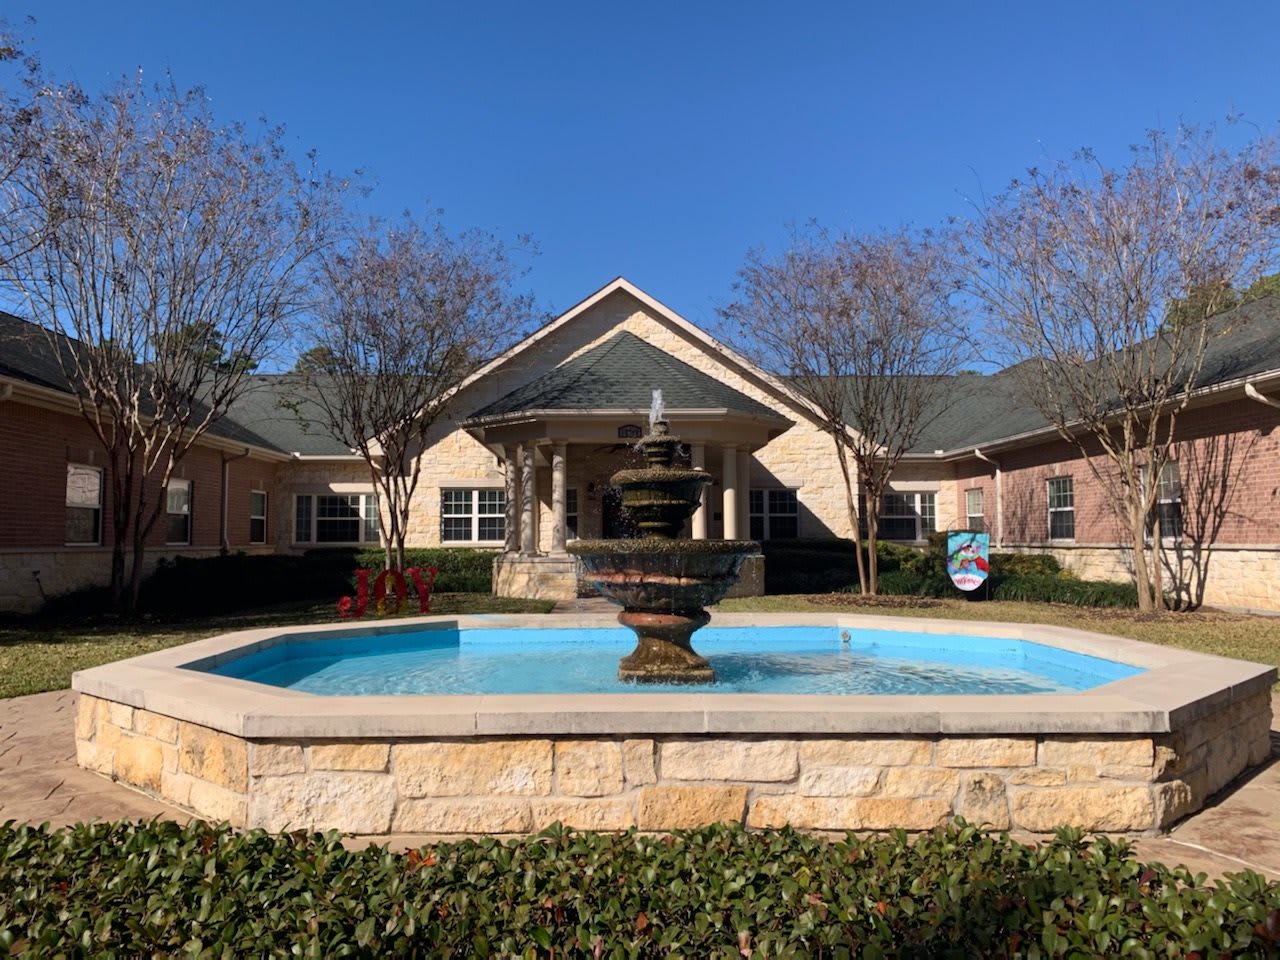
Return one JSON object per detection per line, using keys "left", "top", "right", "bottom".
{"left": 293, "top": 494, "right": 379, "bottom": 544}
{"left": 66, "top": 464, "right": 102, "bottom": 544}
{"left": 566, "top": 488, "right": 579, "bottom": 540}
{"left": 965, "top": 488, "right": 985, "bottom": 532}
{"left": 749, "top": 489, "right": 799, "bottom": 540}
{"left": 441, "top": 488, "right": 506, "bottom": 543}
{"left": 1145, "top": 462, "right": 1183, "bottom": 540}
{"left": 617, "top": 424, "right": 643, "bottom": 439}
{"left": 879, "top": 492, "right": 936, "bottom": 542}
{"left": 166, "top": 479, "right": 192, "bottom": 545}
{"left": 249, "top": 491, "right": 268, "bottom": 544}
{"left": 1047, "top": 477, "right": 1075, "bottom": 540}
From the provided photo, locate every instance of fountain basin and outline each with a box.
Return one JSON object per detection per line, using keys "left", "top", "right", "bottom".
{"left": 72, "top": 612, "right": 1274, "bottom": 837}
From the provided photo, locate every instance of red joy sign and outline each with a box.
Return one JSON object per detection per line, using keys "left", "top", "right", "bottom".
{"left": 338, "top": 566, "right": 439, "bottom": 619}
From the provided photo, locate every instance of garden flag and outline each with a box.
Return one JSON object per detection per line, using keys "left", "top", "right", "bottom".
{"left": 946, "top": 531, "right": 990, "bottom": 591}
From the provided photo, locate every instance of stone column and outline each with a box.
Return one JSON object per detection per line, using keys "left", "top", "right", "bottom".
{"left": 503, "top": 445, "right": 520, "bottom": 553}
{"left": 520, "top": 443, "right": 538, "bottom": 555}
{"left": 722, "top": 444, "right": 739, "bottom": 540}
{"left": 738, "top": 448, "right": 752, "bottom": 540}
{"left": 691, "top": 442, "right": 707, "bottom": 540}
{"left": 551, "top": 441, "right": 567, "bottom": 553}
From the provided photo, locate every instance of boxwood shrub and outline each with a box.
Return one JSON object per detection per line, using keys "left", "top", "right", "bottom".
{"left": 353, "top": 547, "right": 496, "bottom": 593}
{"left": 2, "top": 820, "right": 1277, "bottom": 957}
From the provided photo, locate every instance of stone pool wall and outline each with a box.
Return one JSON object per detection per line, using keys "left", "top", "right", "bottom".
{"left": 75, "top": 689, "right": 1272, "bottom": 836}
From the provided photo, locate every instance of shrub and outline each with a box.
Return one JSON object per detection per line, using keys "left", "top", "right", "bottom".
{"left": 1, "top": 820, "right": 1277, "bottom": 956}
{"left": 354, "top": 547, "right": 495, "bottom": 593}
{"left": 136, "top": 550, "right": 358, "bottom": 616}
{"left": 990, "top": 551, "right": 1062, "bottom": 579}
{"left": 993, "top": 574, "right": 1139, "bottom": 608}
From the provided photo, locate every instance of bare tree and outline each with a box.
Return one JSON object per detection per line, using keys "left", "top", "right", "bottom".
{"left": 722, "top": 226, "right": 969, "bottom": 594}
{"left": 966, "top": 127, "right": 1280, "bottom": 612}
{"left": 298, "top": 213, "right": 536, "bottom": 571}
{"left": 0, "top": 74, "right": 343, "bottom": 612}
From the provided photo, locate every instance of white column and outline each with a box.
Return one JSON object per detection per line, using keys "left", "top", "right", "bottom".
{"left": 551, "top": 441, "right": 567, "bottom": 553}
{"left": 520, "top": 443, "right": 538, "bottom": 555}
{"left": 503, "top": 444, "right": 519, "bottom": 553}
{"left": 691, "top": 442, "right": 707, "bottom": 540}
{"left": 722, "top": 444, "right": 739, "bottom": 540}
{"left": 738, "top": 449, "right": 752, "bottom": 540}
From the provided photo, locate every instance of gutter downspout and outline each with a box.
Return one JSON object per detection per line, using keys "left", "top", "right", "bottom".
{"left": 1244, "top": 381, "right": 1280, "bottom": 411}
{"left": 973, "top": 447, "right": 1003, "bottom": 549}
{"left": 220, "top": 447, "right": 252, "bottom": 553}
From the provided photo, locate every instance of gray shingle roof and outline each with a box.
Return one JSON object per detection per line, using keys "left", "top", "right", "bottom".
{"left": 466, "top": 331, "right": 783, "bottom": 422}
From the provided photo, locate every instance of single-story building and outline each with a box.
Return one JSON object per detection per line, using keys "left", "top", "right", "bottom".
{"left": 2, "top": 277, "right": 1279, "bottom": 612}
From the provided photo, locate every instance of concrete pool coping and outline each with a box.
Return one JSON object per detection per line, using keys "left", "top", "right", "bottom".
{"left": 71, "top": 612, "right": 1275, "bottom": 740}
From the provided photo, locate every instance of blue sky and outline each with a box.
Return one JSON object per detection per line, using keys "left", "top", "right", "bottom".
{"left": 14, "top": 2, "right": 1280, "bottom": 329}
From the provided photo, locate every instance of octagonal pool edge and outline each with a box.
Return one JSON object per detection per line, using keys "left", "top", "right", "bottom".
{"left": 72, "top": 612, "right": 1275, "bottom": 838}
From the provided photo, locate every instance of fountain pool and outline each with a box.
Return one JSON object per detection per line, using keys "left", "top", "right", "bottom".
{"left": 73, "top": 610, "right": 1273, "bottom": 838}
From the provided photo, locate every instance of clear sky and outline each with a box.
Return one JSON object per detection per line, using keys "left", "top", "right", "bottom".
{"left": 14, "top": 1, "right": 1280, "bottom": 329}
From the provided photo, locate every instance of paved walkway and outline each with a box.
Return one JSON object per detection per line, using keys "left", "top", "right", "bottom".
{"left": 2, "top": 689, "right": 1278, "bottom": 879}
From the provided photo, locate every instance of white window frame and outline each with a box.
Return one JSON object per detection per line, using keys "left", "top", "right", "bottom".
{"left": 440, "top": 488, "right": 506, "bottom": 544}
{"left": 566, "top": 487, "right": 579, "bottom": 541}
{"left": 749, "top": 488, "right": 800, "bottom": 540}
{"left": 1144, "top": 462, "right": 1183, "bottom": 541}
{"left": 1047, "top": 476, "right": 1075, "bottom": 541}
{"left": 165, "top": 479, "right": 192, "bottom": 545}
{"left": 965, "top": 488, "right": 985, "bottom": 532}
{"left": 292, "top": 493, "right": 379, "bottom": 545}
{"left": 65, "top": 463, "right": 103, "bottom": 546}
{"left": 249, "top": 490, "right": 268, "bottom": 545}
{"left": 878, "top": 491, "right": 936, "bottom": 543}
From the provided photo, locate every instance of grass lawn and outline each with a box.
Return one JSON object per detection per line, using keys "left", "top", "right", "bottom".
{"left": 0, "top": 594, "right": 556, "bottom": 700}
{"left": 720, "top": 594, "right": 1280, "bottom": 680}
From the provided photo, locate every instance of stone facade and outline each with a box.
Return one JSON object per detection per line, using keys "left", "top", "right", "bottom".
{"left": 76, "top": 688, "right": 1272, "bottom": 836}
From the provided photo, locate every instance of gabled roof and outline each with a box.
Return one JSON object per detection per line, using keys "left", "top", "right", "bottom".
{"left": 465, "top": 331, "right": 783, "bottom": 422}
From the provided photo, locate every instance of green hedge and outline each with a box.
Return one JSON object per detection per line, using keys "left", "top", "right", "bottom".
{"left": 2, "top": 820, "right": 1278, "bottom": 957}
{"left": 134, "top": 550, "right": 358, "bottom": 616}
{"left": 353, "top": 547, "right": 495, "bottom": 593}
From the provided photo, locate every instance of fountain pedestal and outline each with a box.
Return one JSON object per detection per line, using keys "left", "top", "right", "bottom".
{"left": 568, "top": 420, "right": 757, "bottom": 684}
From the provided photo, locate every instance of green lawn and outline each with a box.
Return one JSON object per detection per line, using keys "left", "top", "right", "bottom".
{"left": 720, "top": 594, "right": 1280, "bottom": 678}
{"left": 0, "top": 594, "right": 555, "bottom": 700}
{"left": 3, "top": 591, "right": 1277, "bottom": 701}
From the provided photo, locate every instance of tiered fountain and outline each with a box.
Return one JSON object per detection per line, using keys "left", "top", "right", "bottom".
{"left": 568, "top": 393, "right": 757, "bottom": 683}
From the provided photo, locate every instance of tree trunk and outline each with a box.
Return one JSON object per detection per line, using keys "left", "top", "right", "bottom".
{"left": 1129, "top": 501, "right": 1155, "bottom": 613}
{"left": 834, "top": 441, "right": 868, "bottom": 595}
{"left": 865, "top": 511, "right": 880, "bottom": 595}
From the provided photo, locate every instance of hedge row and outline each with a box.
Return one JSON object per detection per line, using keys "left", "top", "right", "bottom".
{"left": 2, "top": 820, "right": 1278, "bottom": 957}
{"left": 764, "top": 537, "right": 1138, "bottom": 608}
{"left": 44, "top": 547, "right": 500, "bottom": 618}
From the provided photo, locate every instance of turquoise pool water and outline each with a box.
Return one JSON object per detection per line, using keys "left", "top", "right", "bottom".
{"left": 199, "top": 625, "right": 1142, "bottom": 695}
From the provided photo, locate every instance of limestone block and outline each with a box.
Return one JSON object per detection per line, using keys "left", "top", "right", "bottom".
{"left": 1154, "top": 775, "right": 1205, "bottom": 829}
{"left": 1206, "top": 736, "right": 1248, "bottom": 795}
{"left": 311, "top": 743, "right": 391, "bottom": 772}
{"left": 661, "top": 740, "right": 797, "bottom": 782}
{"left": 395, "top": 740, "right": 552, "bottom": 797}
{"left": 75, "top": 695, "right": 102, "bottom": 741}
{"left": 959, "top": 772, "right": 1010, "bottom": 830}
{"left": 1039, "top": 737, "right": 1154, "bottom": 769}
{"left": 1249, "top": 729, "right": 1274, "bottom": 767}
{"left": 392, "top": 798, "right": 532, "bottom": 834}
{"left": 249, "top": 743, "right": 305, "bottom": 777}
{"left": 936, "top": 737, "right": 1035, "bottom": 768}
{"left": 107, "top": 701, "right": 135, "bottom": 731}
{"left": 799, "top": 738, "right": 931, "bottom": 768}
{"left": 161, "top": 770, "right": 192, "bottom": 807}
{"left": 135, "top": 711, "right": 179, "bottom": 744}
{"left": 1010, "top": 786, "right": 1155, "bottom": 833}
{"left": 75, "top": 737, "right": 114, "bottom": 777}
{"left": 799, "top": 767, "right": 881, "bottom": 798}
{"left": 188, "top": 779, "right": 248, "bottom": 829}
{"left": 531, "top": 798, "right": 636, "bottom": 831}
{"left": 114, "top": 734, "right": 165, "bottom": 793}
{"left": 748, "top": 796, "right": 952, "bottom": 831}
{"left": 249, "top": 773, "right": 395, "bottom": 833}
{"left": 637, "top": 785, "right": 749, "bottom": 829}
{"left": 881, "top": 767, "right": 960, "bottom": 800}
{"left": 1008, "top": 768, "right": 1066, "bottom": 787}
{"left": 555, "top": 741, "right": 624, "bottom": 796}
{"left": 622, "top": 739, "right": 657, "bottom": 786}
{"left": 179, "top": 722, "right": 249, "bottom": 792}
